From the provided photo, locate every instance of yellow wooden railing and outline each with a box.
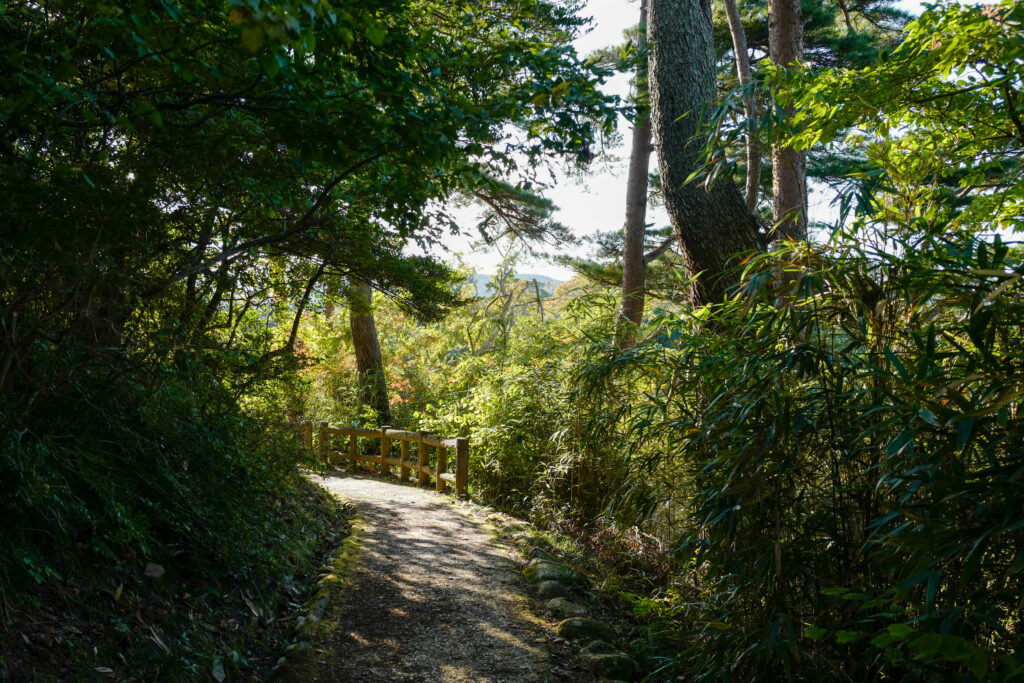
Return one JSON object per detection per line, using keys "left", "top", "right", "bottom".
{"left": 297, "top": 421, "right": 469, "bottom": 498}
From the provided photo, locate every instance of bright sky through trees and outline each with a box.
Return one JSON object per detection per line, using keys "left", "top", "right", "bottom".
{"left": 445, "top": 0, "right": 928, "bottom": 279}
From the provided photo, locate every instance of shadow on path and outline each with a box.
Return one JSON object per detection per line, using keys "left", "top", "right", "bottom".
{"left": 305, "top": 472, "right": 553, "bottom": 682}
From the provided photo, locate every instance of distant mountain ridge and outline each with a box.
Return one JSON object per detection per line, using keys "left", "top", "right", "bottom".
{"left": 470, "top": 273, "right": 563, "bottom": 297}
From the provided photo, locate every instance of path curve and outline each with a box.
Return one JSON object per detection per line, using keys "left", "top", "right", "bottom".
{"left": 305, "top": 472, "right": 554, "bottom": 682}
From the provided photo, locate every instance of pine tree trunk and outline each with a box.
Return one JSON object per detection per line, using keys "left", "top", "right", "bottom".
{"left": 769, "top": 0, "right": 807, "bottom": 241}
{"left": 648, "top": 0, "right": 763, "bottom": 305}
{"left": 723, "top": 0, "right": 761, "bottom": 210}
{"left": 347, "top": 280, "right": 391, "bottom": 425}
{"left": 616, "top": 0, "right": 653, "bottom": 347}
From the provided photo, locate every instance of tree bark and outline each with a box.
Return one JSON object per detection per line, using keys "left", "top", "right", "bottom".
{"left": 616, "top": 0, "right": 653, "bottom": 347}
{"left": 648, "top": 0, "right": 763, "bottom": 305}
{"left": 347, "top": 280, "right": 391, "bottom": 425}
{"left": 769, "top": 0, "right": 808, "bottom": 241}
{"left": 723, "top": 0, "right": 761, "bottom": 211}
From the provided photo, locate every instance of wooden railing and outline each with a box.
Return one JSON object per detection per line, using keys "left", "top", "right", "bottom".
{"left": 297, "top": 421, "right": 469, "bottom": 498}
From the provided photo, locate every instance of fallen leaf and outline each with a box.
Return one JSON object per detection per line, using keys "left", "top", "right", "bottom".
{"left": 243, "top": 594, "right": 259, "bottom": 617}
{"left": 149, "top": 626, "right": 171, "bottom": 654}
{"left": 211, "top": 657, "right": 226, "bottom": 682}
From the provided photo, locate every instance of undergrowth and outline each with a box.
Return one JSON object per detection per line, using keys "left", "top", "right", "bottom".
{"left": 0, "top": 356, "right": 351, "bottom": 680}
{"left": 297, "top": 226, "right": 1024, "bottom": 681}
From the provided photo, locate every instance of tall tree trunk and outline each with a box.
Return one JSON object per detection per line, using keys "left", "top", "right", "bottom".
{"left": 616, "top": 0, "right": 653, "bottom": 347}
{"left": 648, "top": 0, "right": 763, "bottom": 305}
{"left": 723, "top": 0, "right": 761, "bottom": 210}
{"left": 347, "top": 280, "right": 391, "bottom": 425}
{"left": 769, "top": 0, "right": 808, "bottom": 241}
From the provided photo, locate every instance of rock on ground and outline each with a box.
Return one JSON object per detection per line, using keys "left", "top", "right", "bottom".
{"left": 546, "top": 598, "right": 588, "bottom": 618}
{"left": 555, "top": 618, "right": 617, "bottom": 644}
{"left": 536, "top": 581, "right": 569, "bottom": 600}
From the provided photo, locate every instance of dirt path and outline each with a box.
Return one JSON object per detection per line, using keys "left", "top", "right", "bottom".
{"left": 303, "top": 471, "right": 556, "bottom": 682}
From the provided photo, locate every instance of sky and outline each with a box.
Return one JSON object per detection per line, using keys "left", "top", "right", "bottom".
{"left": 435, "top": 0, "right": 927, "bottom": 280}
{"left": 435, "top": 0, "right": 651, "bottom": 280}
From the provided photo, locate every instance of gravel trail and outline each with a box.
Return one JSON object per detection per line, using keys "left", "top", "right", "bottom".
{"left": 304, "top": 471, "right": 554, "bottom": 682}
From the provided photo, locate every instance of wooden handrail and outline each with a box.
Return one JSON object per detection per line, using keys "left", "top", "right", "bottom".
{"left": 294, "top": 420, "right": 469, "bottom": 498}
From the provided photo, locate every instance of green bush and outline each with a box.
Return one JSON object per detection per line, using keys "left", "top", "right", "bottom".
{"left": 601, "top": 230, "right": 1024, "bottom": 680}
{"left": 0, "top": 337, "right": 344, "bottom": 677}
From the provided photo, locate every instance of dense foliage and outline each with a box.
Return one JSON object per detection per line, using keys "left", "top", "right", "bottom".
{"left": 3, "top": 0, "right": 1022, "bottom": 679}
{"left": 0, "top": 0, "right": 613, "bottom": 675}
{"left": 292, "top": 2, "right": 1024, "bottom": 680}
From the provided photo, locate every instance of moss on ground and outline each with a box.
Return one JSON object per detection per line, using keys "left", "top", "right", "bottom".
{"left": 275, "top": 506, "right": 365, "bottom": 681}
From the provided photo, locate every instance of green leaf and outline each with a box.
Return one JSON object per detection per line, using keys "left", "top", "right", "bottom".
{"left": 260, "top": 53, "right": 281, "bottom": 78}
{"left": 870, "top": 634, "right": 890, "bottom": 648}
{"left": 884, "top": 347, "right": 910, "bottom": 380}
{"left": 886, "top": 429, "right": 914, "bottom": 456}
{"left": 968, "top": 648, "right": 989, "bottom": 678}
{"left": 956, "top": 418, "right": 974, "bottom": 450}
{"left": 240, "top": 26, "right": 263, "bottom": 52}
{"left": 366, "top": 24, "right": 386, "bottom": 46}
{"left": 886, "top": 623, "right": 914, "bottom": 640}
{"left": 908, "top": 633, "right": 941, "bottom": 657}
{"left": 161, "top": 0, "right": 183, "bottom": 21}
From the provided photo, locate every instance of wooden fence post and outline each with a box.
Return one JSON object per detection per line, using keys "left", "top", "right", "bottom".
{"left": 380, "top": 425, "right": 391, "bottom": 475}
{"left": 417, "top": 433, "right": 429, "bottom": 487}
{"left": 455, "top": 437, "right": 469, "bottom": 498}
{"left": 400, "top": 438, "right": 410, "bottom": 482}
{"left": 302, "top": 420, "right": 467, "bottom": 492}
{"left": 318, "top": 422, "right": 328, "bottom": 462}
{"left": 436, "top": 445, "right": 447, "bottom": 493}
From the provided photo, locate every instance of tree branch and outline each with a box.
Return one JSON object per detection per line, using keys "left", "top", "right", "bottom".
{"left": 643, "top": 236, "right": 675, "bottom": 265}
{"left": 284, "top": 262, "right": 325, "bottom": 353}
{"left": 164, "top": 152, "right": 385, "bottom": 286}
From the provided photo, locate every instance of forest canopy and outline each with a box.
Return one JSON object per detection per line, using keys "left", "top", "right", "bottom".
{"left": 2, "top": 0, "right": 1023, "bottom": 679}
{"left": 0, "top": 0, "right": 615, "bottom": 676}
